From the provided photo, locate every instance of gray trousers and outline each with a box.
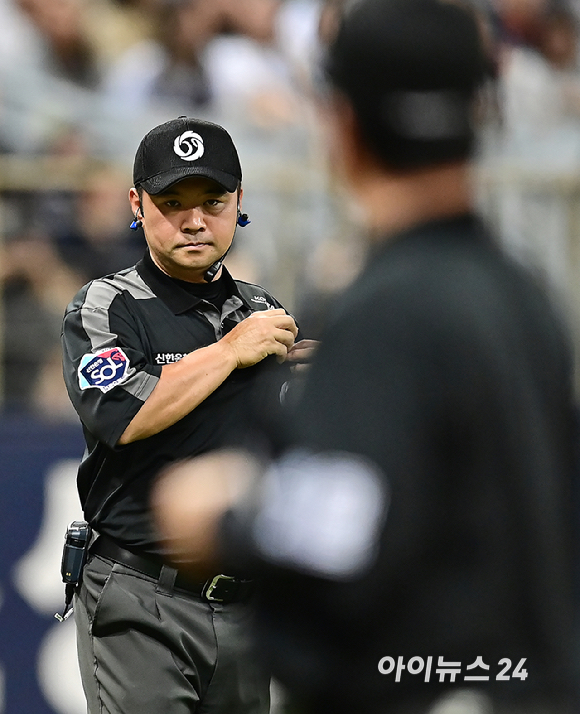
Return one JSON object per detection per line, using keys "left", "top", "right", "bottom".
{"left": 74, "top": 553, "right": 271, "bottom": 714}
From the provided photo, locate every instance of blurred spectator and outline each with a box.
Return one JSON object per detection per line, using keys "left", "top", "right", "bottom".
{"left": 102, "top": 0, "right": 317, "bottom": 126}
{"left": 84, "top": 0, "right": 155, "bottom": 67}
{"left": 102, "top": 0, "right": 219, "bottom": 113}
{"left": 15, "top": 0, "right": 100, "bottom": 87}
{"left": 1, "top": 232, "right": 82, "bottom": 416}
{"left": 0, "top": 0, "right": 141, "bottom": 155}
{"left": 493, "top": 0, "right": 550, "bottom": 47}
{"left": 53, "top": 166, "right": 145, "bottom": 282}
{"left": 0, "top": 132, "right": 142, "bottom": 283}
{"left": 542, "top": 6, "right": 580, "bottom": 70}
{"left": 480, "top": 3, "right": 580, "bottom": 306}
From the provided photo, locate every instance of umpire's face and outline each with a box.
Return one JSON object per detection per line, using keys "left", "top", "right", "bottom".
{"left": 129, "top": 176, "right": 240, "bottom": 283}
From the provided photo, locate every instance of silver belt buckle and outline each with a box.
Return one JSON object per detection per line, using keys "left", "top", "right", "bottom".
{"left": 204, "top": 574, "right": 236, "bottom": 602}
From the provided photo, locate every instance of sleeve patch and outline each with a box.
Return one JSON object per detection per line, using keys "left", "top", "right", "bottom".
{"left": 252, "top": 449, "right": 389, "bottom": 579}
{"left": 78, "top": 347, "right": 130, "bottom": 393}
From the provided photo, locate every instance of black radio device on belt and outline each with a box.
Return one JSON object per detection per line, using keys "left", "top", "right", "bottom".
{"left": 55, "top": 520, "right": 92, "bottom": 622}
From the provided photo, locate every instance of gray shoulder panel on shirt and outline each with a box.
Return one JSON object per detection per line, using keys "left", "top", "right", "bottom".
{"left": 79, "top": 267, "right": 159, "bottom": 401}
{"left": 103, "top": 269, "right": 157, "bottom": 302}
{"left": 80, "top": 268, "right": 155, "bottom": 347}
{"left": 82, "top": 268, "right": 155, "bottom": 311}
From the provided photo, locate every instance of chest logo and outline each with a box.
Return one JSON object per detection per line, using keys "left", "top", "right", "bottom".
{"left": 78, "top": 347, "right": 130, "bottom": 393}
{"left": 173, "top": 131, "right": 204, "bottom": 161}
{"left": 251, "top": 295, "right": 276, "bottom": 310}
{"left": 155, "top": 353, "right": 188, "bottom": 365}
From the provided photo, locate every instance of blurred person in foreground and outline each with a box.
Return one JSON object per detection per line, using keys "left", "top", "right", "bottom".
{"left": 153, "top": 2, "right": 580, "bottom": 713}
{"left": 61, "top": 116, "right": 316, "bottom": 713}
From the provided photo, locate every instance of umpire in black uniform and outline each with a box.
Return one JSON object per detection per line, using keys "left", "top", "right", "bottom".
{"left": 153, "top": 2, "right": 580, "bottom": 714}
{"left": 61, "top": 117, "right": 314, "bottom": 714}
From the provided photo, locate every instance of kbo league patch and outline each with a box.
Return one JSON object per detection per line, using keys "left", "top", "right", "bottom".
{"left": 78, "top": 347, "right": 130, "bottom": 393}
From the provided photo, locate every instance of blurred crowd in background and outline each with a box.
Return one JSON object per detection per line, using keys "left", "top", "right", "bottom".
{"left": 3, "top": 0, "right": 580, "bottom": 418}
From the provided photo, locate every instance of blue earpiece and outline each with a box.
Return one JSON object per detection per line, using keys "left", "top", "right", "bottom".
{"left": 130, "top": 207, "right": 143, "bottom": 231}
{"left": 130, "top": 207, "right": 248, "bottom": 229}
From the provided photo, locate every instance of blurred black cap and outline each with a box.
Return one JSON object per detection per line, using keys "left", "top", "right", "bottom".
{"left": 133, "top": 117, "right": 242, "bottom": 194}
{"left": 326, "top": 0, "right": 490, "bottom": 168}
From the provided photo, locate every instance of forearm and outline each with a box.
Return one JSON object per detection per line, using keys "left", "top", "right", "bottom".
{"left": 118, "top": 341, "right": 237, "bottom": 444}
{"left": 118, "top": 308, "right": 297, "bottom": 444}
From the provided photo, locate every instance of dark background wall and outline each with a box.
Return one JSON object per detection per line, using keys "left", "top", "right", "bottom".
{"left": 0, "top": 415, "right": 86, "bottom": 714}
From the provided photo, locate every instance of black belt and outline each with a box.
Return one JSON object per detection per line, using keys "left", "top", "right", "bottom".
{"left": 90, "top": 535, "right": 254, "bottom": 603}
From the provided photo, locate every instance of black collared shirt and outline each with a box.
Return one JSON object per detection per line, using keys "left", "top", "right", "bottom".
{"left": 223, "top": 215, "right": 580, "bottom": 712}
{"left": 62, "top": 252, "right": 293, "bottom": 555}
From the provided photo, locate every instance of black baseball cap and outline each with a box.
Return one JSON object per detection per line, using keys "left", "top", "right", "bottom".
{"left": 326, "top": 0, "right": 490, "bottom": 169}
{"left": 133, "top": 117, "right": 242, "bottom": 194}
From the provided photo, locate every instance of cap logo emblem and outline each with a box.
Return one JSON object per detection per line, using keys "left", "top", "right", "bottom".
{"left": 173, "top": 131, "right": 204, "bottom": 161}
